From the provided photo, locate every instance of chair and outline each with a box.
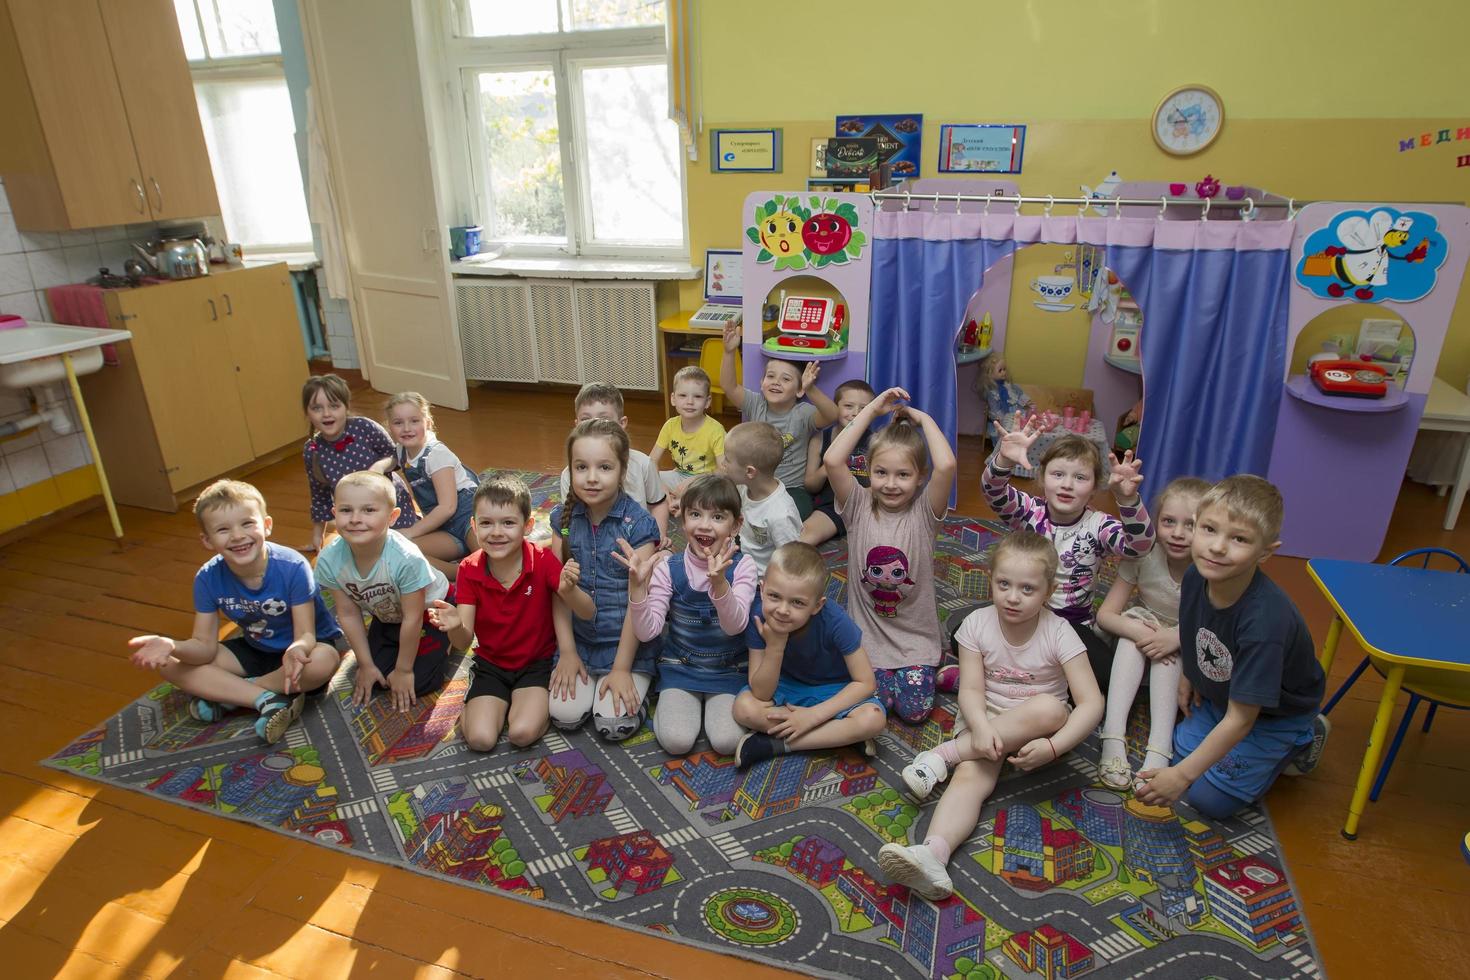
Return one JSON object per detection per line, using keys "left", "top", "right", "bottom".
{"left": 699, "top": 338, "right": 738, "bottom": 415}
{"left": 1322, "top": 547, "right": 1470, "bottom": 801}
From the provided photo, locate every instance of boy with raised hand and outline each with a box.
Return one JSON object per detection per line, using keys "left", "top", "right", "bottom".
{"left": 1135, "top": 475, "right": 1329, "bottom": 819}
{"left": 128, "top": 480, "right": 344, "bottom": 743}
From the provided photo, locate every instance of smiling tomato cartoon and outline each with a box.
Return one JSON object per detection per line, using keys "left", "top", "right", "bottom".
{"left": 759, "top": 210, "right": 804, "bottom": 257}
{"left": 801, "top": 212, "right": 852, "bottom": 256}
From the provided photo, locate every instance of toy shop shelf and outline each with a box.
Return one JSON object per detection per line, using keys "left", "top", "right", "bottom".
{"left": 759, "top": 344, "right": 849, "bottom": 363}
{"left": 1104, "top": 353, "right": 1142, "bottom": 374}
{"left": 1285, "top": 375, "right": 1408, "bottom": 413}
{"left": 955, "top": 346, "right": 991, "bottom": 365}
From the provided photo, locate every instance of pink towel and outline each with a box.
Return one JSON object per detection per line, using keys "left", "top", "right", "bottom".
{"left": 44, "top": 285, "right": 118, "bottom": 365}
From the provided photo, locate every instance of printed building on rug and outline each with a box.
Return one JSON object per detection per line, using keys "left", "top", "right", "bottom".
{"left": 992, "top": 804, "right": 1096, "bottom": 890}
{"left": 585, "top": 830, "right": 674, "bottom": 896}
{"left": 535, "top": 749, "right": 615, "bottom": 821}
{"left": 1203, "top": 857, "right": 1304, "bottom": 950}
{"left": 1003, "top": 924, "right": 1097, "bottom": 978}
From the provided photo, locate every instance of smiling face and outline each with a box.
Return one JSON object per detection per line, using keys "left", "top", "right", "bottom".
{"left": 1191, "top": 502, "right": 1276, "bottom": 586}
{"left": 990, "top": 552, "right": 1051, "bottom": 626}
{"left": 332, "top": 481, "right": 398, "bottom": 548}
{"left": 473, "top": 499, "right": 531, "bottom": 563}
{"left": 869, "top": 446, "right": 922, "bottom": 512}
{"left": 760, "top": 566, "right": 825, "bottom": 633}
{"left": 198, "top": 501, "right": 272, "bottom": 571}
{"left": 758, "top": 210, "right": 804, "bottom": 256}
{"left": 1042, "top": 456, "right": 1097, "bottom": 520}
{"left": 387, "top": 401, "right": 428, "bottom": 451}
{"left": 307, "top": 389, "right": 348, "bottom": 441}
{"left": 569, "top": 434, "right": 624, "bottom": 509}
{"left": 761, "top": 360, "right": 802, "bottom": 408}
{"left": 682, "top": 501, "right": 739, "bottom": 556}
{"left": 671, "top": 380, "right": 711, "bottom": 422}
{"left": 835, "top": 388, "right": 875, "bottom": 426}
{"left": 1156, "top": 494, "right": 1201, "bottom": 564}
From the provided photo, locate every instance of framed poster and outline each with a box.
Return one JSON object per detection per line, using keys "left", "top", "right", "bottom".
{"left": 703, "top": 248, "right": 744, "bottom": 302}
{"left": 835, "top": 114, "right": 922, "bottom": 179}
{"left": 938, "top": 124, "right": 1026, "bottom": 174}
{"left": 711, "top": 129, "right": 782, "bottom": 173}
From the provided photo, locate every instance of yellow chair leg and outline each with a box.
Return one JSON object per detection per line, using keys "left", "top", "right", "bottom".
{"left": 1319, "top": 616, "right": 1343, "bottom": 674}
{"left": 63, "top": 353, "right": 123, "bottom": 539}
{"left": 1343, "top": 663, "right": 1405, "bottom": 840}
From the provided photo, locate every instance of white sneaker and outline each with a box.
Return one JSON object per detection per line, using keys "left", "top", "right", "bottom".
{"left": 878, "top": 842, "right": 954, "bottom": 901}
{"left": 902, "top": 751, "right": 949, "bottom": 799}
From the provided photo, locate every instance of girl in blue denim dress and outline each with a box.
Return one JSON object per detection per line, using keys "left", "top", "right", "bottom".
{"left": 385, "top": 392, "right": 479, "bottom": 581}
{"left": 548, "top": 418, "right": 661, "bottom": 741}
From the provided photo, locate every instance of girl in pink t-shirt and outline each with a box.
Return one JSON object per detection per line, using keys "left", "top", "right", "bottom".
{"left": 876, "top": 531, "right": 1104, "bottom": 901}
{"left": 823, "top": 386, "right": 956, "bottom": 725}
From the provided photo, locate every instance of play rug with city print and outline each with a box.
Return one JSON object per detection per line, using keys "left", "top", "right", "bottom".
{"left": 44, "top": 472, "right": 1321, "bottom": 980}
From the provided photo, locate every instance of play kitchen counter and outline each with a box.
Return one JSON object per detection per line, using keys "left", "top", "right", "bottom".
{"left": 79, "top": 264, "right": 309, "bottom": 511}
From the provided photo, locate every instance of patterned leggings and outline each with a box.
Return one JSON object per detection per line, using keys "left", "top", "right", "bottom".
{"left": 873, "top": 665, "right": 936, "bottom": 725}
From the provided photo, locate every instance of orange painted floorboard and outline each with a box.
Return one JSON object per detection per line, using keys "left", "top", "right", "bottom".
{"left": 0, "top": 374, "right": 1466, "bottom": 977}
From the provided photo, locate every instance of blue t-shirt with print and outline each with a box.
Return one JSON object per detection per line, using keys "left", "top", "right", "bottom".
{"left": 193, "top": 542, "right": 342, "bottom": 652}
{"left": 744, "top": 595, "right": 863, "bottom": 686}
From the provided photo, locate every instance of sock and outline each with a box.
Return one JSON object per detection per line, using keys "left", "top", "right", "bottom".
{"left": 936, "top": 739, "right": 962, "bottom": 768}
{"left": 924, "top": 835, "right": 952, "bottom": 864}
{"left": 253, "top": 690, "right": 277, "bottom": 712}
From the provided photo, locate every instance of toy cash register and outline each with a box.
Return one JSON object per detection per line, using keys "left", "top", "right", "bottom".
{"left": 1309, "top": 359, "right": 1389, "bottom": 399}
{"left": 762, "top": 295, "right": 848, "bottom": 356}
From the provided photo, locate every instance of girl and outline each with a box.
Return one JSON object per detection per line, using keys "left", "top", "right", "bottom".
{"left": 1095, "top": 476, "right": 1211, "bottom": 789}
{"left": 384, "top": 391, "right": 480, "bottom": 580}
{"left": 302, "top": 374, "right": 416, "bottom": 553}
{"left": 823, "top": 386, "right": 956, "bottom": 724}
{"left": 984, "top": 418, "right": 1153, "bottom": 691}
{"left": 428, "top": 476, "right": 580, "bottom": 752}
{"left": 548, "top": 418, "right": 661, "bottom": 742}
{"left": 978, "top": 356, "right": 1033, "bottom": 438}
{"left": 620, "top": 474, "right": 757, "bottom": 756}
{"left": 879, "top": 531, "right": 1104, "bottom": 900}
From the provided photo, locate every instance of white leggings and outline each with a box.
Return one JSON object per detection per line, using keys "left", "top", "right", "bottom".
{"left": 549, "top": 671, "right": 652, "bottom": 742}
{"left": 1103, "top": 637, "right": 1183, "bottom": 755}
{"left": 653, "top": 689, "right": 742, "bottom": 756}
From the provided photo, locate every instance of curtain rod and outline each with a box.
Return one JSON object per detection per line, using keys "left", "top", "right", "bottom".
{"left": 868, "top": 189, "right": 1310, "bottom": 217}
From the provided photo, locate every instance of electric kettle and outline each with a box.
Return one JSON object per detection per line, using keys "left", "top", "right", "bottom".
{"left": 131, "top": 237, "right": 210, "bottom": 280}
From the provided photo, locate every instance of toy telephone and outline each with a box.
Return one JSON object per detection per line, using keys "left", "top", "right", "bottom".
{"left": 1309, "top": 359, "right": 1389, "bottom": 399}
{"left": 775, "top": 296, "right": 845, "bottom": 349}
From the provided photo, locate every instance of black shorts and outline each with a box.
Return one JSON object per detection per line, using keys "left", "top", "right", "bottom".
{"left": 786, "top": 485, "right": 815, "bottom": 520}
{"left": 1068, "top": 619, "right": 1116, "bottom": 694}
{"left": 221, "top": 635, "right": 337, "bottom": 698}
{"left": 813, "top": 498, "right": 846, "bottom": 537}
{"left": 366, "top": 617, "right": 452, "bottom": 696}
{"left": 467, "top": 656, "right": 552, "bottom": 703}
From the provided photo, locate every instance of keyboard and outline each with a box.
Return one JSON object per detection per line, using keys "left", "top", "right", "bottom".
{"left": 690, "top": 304, "right": 742, "bottom": 329}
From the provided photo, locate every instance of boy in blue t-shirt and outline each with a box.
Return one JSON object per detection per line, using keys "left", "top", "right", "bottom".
{"left": 732, "top": 542, "right": 886, "bottom": 769}
{"left": 1135, "top": 475, "right": 1328, "bottom": 819}
{"left": 128, "top": 480, "right": 344, "bottom": 743}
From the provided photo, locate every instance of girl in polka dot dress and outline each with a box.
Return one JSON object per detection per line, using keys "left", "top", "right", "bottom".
{"left": 302, "top": 375, "right": 417, "bottom": 552}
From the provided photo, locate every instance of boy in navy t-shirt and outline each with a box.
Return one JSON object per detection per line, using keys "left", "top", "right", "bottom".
{"left": 732, "top": 542, "right": 886, "bottom": 768}
{"left": 1135, "top": 475, "right": 1327, "bottom": 819}
{"left": 128, "top": 480, "right": 343, "bottom": 743}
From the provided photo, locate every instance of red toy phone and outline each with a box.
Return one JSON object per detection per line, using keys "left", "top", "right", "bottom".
{"left": 1309, "top": 359, "right": 1389, "bottom": 399}
{"left": 776, "top": 335, "right": 827, "bottom": 349}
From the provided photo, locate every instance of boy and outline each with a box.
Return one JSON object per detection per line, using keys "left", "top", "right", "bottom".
{"left": 721, "top": 322, "right": 840, "bottom": 519}
{"left": 720, "top": 421, "right": 802, "bottom": 574}
{"left": 650, "top": 365, "right": 726, "bottom": 507}
{"left": 315, "top": 472, "right": 452, "bottom": 713}
{"left": 1135, "top": 475, "right": 1329, "bottom": 819}
{"left": 128, "top": 480, "right": 344, "bottom": 743}
{"left": 801, "top": 379, "right": 876, "bottom": 545}
{"left": 558, "top": 382, "right": 670, "bottom": 542}
{"left": 733, "top": 542, "right": 887, "bottom": 769}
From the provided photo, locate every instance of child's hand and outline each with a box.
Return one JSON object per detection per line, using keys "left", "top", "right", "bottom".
{"left": 1108, "top": 450, "right": 1144, "bottom": 501}
{"left": 282, "top": 645, "right": 309, "bottom": 694}
{"left": 128, "top": 635, "right": 176, "bottom": 671}
{"left": 352, "top": 661, "right": 385, "bottom": 707}
{"left": 597, "top": 669, "right": 641, "bottom": 718}
{"left": 309, "top": 523, "right": 325, "bottom": 554}
{"left": 558, "top": 559, "right": 583, "bottom": 598}
{"left": 870, "top": 386, "right": 911, "bottom": 416}
{"left": 550, "top": 655, "right": 587, "bottom": 702}
{"left": 968, "top": 724, "right": 1005, "bottom": 762}
{"left": 751, "top": 614, "right": 789, "bottom": 647}
{"left": 722, "top": 321, "right": 741, "bottom": 352}
{"left": 610, "top": 539, "right": 667, "bottom": 600}
{"left": 766, "top": 705, "right": 820, "bottom": 741}
{"left": 1138, "top": 627, "right": 1180, "bottom": 663}
{"left": 1135, "top": 765, "right": 1191, "bottom": 806}
{"left": 388, "top": 667, "right": 417, "bottom": 712}
{"left": 426, "top": 599, "right": 461, "bottom": 633}
{"left": 799, "top": 361, "right": 820, "bottom": 396}
{"left": 1008, "top": 737, "right": 1058, "bottom": 771}
{"left": 703, "top": 537, "right": 738, "bottom": 582}
{"left": 992, "top": 415, "right": 1041, "bottom": 470}
{"left": 1177, "top": 675, "right": 1201, "bottom": 717}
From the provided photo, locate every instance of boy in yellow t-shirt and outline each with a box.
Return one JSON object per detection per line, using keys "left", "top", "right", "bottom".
{"left": 650, "top": 366, "right": 726, "bottom": 514}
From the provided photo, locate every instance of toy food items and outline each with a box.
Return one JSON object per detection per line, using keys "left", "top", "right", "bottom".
{"left": 1309, "top": 359, "right": 1389, "bottom": 399}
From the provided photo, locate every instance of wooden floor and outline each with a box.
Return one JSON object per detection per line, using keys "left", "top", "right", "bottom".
{"left": 1, "top": 374, "right": 1467, "bottom": 977}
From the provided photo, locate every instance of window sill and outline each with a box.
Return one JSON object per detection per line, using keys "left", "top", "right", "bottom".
{"left": 451, "top": 254, "right": 700, "bottom": 281}
{"left": 240, "top": 251, "right": 321, "bottom": 273}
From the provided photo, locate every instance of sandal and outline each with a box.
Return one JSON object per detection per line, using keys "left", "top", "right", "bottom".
{"left": 1097, "top": 735, "right": 1132, "bottom": 790}
{"left": 188, "top": 698, "right": 227, "bottom": 724}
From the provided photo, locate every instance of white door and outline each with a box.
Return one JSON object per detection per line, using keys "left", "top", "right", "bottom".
{"left": 300, "top": 0, "right": 468, "bottom": 410}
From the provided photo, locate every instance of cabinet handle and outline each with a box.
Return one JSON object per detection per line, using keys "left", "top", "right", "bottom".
{"left": 130, "top": 178, "right": 145, "bottom": 214}
{"left": 223, "top": 293, "right": 233, "bottom": 316}
{"left": 149, "top": 177, "right": 163, "bottom": 213}
{"left": 208, "top": 299, "right": 218, "bottom": 321}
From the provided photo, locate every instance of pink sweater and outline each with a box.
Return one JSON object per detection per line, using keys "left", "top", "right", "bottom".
{"left": 628, "top": 548, "right": 758, "bottom": 641}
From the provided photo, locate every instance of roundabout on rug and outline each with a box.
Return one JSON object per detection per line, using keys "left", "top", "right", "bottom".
{"left": 704, "top": 887, "right": 799, "bottom": 946}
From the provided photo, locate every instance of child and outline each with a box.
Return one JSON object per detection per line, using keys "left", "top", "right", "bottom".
{"left": 549, "top": 418, "right": 662, "bottom": 741}
{"left": 622, "top": 474, "right": 757, "bottom": 756}
{"left": 719, "top": 421, "right": 802, "bottom": 575}
{"left": 801, "top": 379, "right": 876, "bottom": 546}
{"left": 1095, "top": 477, "right": 1211, "bottom": 789}
{"left": 127, "top": 480, "right": 344, "bottom": 744}
{"left": 1135, "top": 475, "right": 1329, "bottom": 819}
{"left": 427, "top": 475, "right": 579, "bottom": 752}
{"left": 978, "top": 355, "right": 1033, "bottom": 435}
{"left": 302, "top": 374, "right": 417, "bottom": 553}
{"left": 985, "top": 418, "right": 1153, "bottom": 690}
{"left": 315, "top": 472, "right": 453, "bottom": 712}
{"left": 558, "top": 382, "right": 670, "bottom": 543}
{"left": 384, "top": 391, "right": 480, "bottom": 579}
{"left": 720, "top": 322, "right": 840, "bottom": 518}
{"left": 732, "top": 542, "right": 887, "bottom": 769}
{"left": 879, "top": 531, "right": 1104, "bottom": 900}
{"left": 823, "top": 387, "right": 956, "bottom": 724}
{"left": 650, "top": 366, "right": 727, "bottom": 503}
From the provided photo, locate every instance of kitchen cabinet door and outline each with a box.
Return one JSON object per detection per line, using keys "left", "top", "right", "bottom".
{"left": 98, "top": 0, "right": 220, "bottom": 222}
{"left": 219, "top": 265, "right": 310, "bottom": 457}
{"left": 114, "top": 276, "right": 255, "bottom": 492}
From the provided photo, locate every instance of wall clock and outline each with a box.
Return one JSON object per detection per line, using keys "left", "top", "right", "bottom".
{"left": 1152, "top": 85, "right": 1223, "bottom": 156}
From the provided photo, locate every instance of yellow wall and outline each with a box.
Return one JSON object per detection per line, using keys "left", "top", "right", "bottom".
{"left": 684, "top": 0, "right": 1470, "bottom": 387}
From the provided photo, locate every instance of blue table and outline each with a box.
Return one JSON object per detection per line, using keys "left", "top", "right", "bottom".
{"left": 1307, "top": 558, "right": 1470, "bottom": 838}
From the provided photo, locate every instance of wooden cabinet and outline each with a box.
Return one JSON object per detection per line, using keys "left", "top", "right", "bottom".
{"left": 81, "top": 265, "right": 309, "bottom": 511}
{"left": 0, "top": 0, "right": 219, "bottom": 231}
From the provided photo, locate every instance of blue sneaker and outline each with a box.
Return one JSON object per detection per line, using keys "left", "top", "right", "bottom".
{"left": 254, "top": 693, "right": 305, "bottom": 744}
{"left": 188, "top": 698, "right": 227, "bottom": 724}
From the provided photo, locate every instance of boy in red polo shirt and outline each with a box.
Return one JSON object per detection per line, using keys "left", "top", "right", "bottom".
{"left": 429, "top": 476, "right": 581, "bottom": 752}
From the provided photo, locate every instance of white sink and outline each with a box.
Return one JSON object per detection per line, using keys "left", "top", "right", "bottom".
{"left": 0, "top": 322, "right": 133, "bottom": 388}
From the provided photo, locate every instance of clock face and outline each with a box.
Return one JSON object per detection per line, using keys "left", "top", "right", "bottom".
{"left": 1153, "top": 86, "right": 1223, "bottom": 156}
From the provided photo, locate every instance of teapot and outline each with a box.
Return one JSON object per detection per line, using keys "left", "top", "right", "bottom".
{"left": 131, "top": 236, "right": 210, "bottom": 280}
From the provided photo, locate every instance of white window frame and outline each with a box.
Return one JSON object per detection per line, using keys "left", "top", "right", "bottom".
{"left": 440, "top": 1, "right": 687, "bottom": 260}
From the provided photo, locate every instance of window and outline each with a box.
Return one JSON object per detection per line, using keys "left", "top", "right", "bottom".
{"left": 448, "top": 0, "right": 685, "bottom": 257}
{"left": 174, "top": 0, "right": 312, "bottom": 251}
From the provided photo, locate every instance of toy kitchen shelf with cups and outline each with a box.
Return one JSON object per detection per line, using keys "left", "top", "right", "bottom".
{"left": 955, "top": 346, "right": 992, "bottom": 365}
